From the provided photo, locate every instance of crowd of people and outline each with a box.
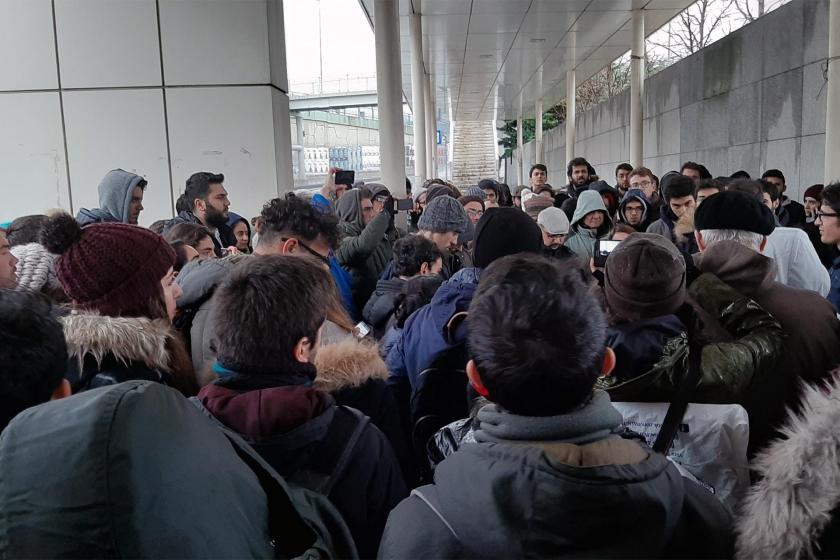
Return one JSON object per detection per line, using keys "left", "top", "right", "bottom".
{"left": 2, "top": 159, "right": 840, "bottom": 558}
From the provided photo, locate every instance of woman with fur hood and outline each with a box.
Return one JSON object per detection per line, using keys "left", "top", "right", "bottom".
{"left": 41, "top": 214, "right": 198, "bottom": 396}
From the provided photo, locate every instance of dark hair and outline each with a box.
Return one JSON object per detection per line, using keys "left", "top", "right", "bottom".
{"left": 761, "top": 180, "right": 781, "bottom": 202}
{"left": 148, "top": 220, "right": 167, "bottom": 235}
{"left": 697, "top": 178, "right": 725, "bottom": 194}
{"left": 615, "top": 163, "right": 633, "bottom": 177}
{"left": 5, "top": 215, "right": 49, "bottom": 247}
{"left": 529, "top": 164, "right": 547, "bottom": 177}
{"left": 566, "top": 157, "right": 590, "bottom": 178}
{"left": 730, "top": 170, "right": 751, "bottom": 180}
{"left": 0, "top": 290, "right": 67, "bottom": 430}
{"left": 392, "top": 235, "right": 443, "bottom": 278}
{"left": 259, "top": 196, "right": 340, "bottom": 250}
{"left": 663, "top": 175, "right": 696, "bottom": 201}
{"left": 393, "top": 275, "right": 444, "bottom": 328}
{"left": 170, "top": 241, "right": 193, "bottom": 273}
{"left": 726, "top": 179, "right": 764, "bottom": 201}
{"left": 467, "top": 254, "right": 607, "bottom": 416}
{"left": 629, "top": 166, "right": 655, "bottom": 182}
{"left": 822, "top": 183, "right": 840, "bottom": 214}
{"left": 680, "top": 161, "right": 703, "bottom": 175}
{"left": 698, "top": 164, "right": 712, "bottom": 180}
{"left": 175, "top": 193, "right": 191, "bottom": 214}
{"left": 184, "top": 172, "right": 225, "bottom": 209}
{"left": 163, "top": 222, "right": 212, "bottom": 250}
{"left": 211, "top": 255, "right": 333, "bottom": 374}
{"left": 405, "top": 177, "right": 412, "bottom": 197}
{"left": 497, "top": 183, "right": 513, "bottom": 206}
{"left": 761, "top": 169, "right": 786, "bottom": 184}
{"left": 458, "top": 195, "right": 485, "bottom": 210}
{"left": 611, "top": 224, "right": 636, "bottom": 239}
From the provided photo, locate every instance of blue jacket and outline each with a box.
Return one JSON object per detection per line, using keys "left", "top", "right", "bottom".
{"left": 385, "top": 268, "right": 480, "bottom": 392}
{"left": 828, "top": 256, "right": 840, "bottom": 311}
{"left": 330, "top": 256, "right": 358, "bottom": 321}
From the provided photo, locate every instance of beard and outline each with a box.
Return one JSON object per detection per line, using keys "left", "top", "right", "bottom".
{"left": 204, "top": 204, "right": 228, "bottom": 229}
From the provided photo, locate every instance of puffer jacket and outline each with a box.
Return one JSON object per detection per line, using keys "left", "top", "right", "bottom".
{"left": 362, "top": 278, "right": 406, "bottom": 339}
{"left": 598, "top": 273, "right": 784, "bottom": 407}
{"left": 335, "top": 190, "right": 398, "bottom": 311}
{"left": 564, "top": 190, "right": 612, "bottom": 263}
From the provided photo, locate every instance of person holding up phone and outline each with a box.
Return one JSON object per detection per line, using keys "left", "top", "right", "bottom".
{"left": 312, "top": 168, "right": 354, "bottom": 213}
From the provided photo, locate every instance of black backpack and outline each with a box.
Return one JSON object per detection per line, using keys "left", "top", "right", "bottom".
{"left": 0, "top": 380, "right": 357, "bottom": 559}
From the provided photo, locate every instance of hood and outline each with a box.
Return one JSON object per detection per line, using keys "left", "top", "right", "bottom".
{"left": 176, "top": 254, "right": 248, "bottom": 309}
{"left": 366, "top": 182, "right": 390, "bottom": 199}
{"left": 335, "top": 189, "right": 364, "bottom": 229}
{"left": 737, "top": 377, "right": 840, "bottom": 559}
{"left": 226, "top": 212, "right": 252, "bottom": 241}
{"left": 75, "top": 207, "right": 120, "bottom": 225}
{"left": 571, "top": 190, "right": 612, "bottom": 235}
{"left": 60, "top": 312, "right": 174, "bottom": 373}
{"left": 424, "top": 268, "right": 480, "bottom": 338}
{"left": 657, "top": 203, "right": 680, "bottom": 230}
{"left": 606, "top": 315, "right": 684, "bottom": 382}
{"left": 428, "top": 437, "right": 684, "bottom": 557}
{"left": 314, "top": 338, "right": 388, "bottom": 393}
{"left": 618, "top": 188, "right": 652, "bottom": 226}
{"left": 693, "top": 240, "right": 776, "bottom": 297}
{"left": 87, "top": 169, "right": 145, "bottom": 224}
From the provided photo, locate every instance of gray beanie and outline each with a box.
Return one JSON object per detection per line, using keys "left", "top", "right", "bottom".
{"left": 11, "top": 242, "right": 60, "bottom": 293}
{"left": 418, "top": 195, "right": 469, "bottom": 234}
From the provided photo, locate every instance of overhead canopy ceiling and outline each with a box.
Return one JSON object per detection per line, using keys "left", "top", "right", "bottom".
{"left": 358, "top": 0, "right": 695, "bottom": 123}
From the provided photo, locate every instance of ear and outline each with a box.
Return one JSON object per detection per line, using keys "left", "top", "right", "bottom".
{"left": 466, "top": 359, "right": 490, "bottom": 398}
{"left": 419, "top": 261, "right": 430, "bottom": 275}
{"left": 281, "top": 238, "right": 297, "bottom": 255}
{"left": 601, "top": 347, "right": 616, "bottom": 378}
{"left": 292, "top": 336, "right": 314, "bottom": 364}
{"left": 51, "top": 378, "right": 72, "bottom": 400}
{"left": 193, "top": 197, "right": 205, "bottom": 213}
{"left": 694, "top": 231, "right": 706, "bottom": 251}
{"left": 759, "top": 236, "right": 768, "bottom": 252}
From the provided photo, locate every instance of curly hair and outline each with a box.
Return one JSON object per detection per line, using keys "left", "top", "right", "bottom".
{"left": 258, "top": 196, "right": 340, "bottom": 250}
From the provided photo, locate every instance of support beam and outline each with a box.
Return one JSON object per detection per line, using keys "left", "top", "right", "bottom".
{"left": 535, "top": 98, "right": 544, "bottom": 164}
{"left": 424, "top": 73, "right": 435, "bottom": 179}
{"left": 267, "top": 0, "right": 293, "bottom": 191}
{"left": 374, "top": 0, "right": 406, "bottom": 193}
{"left": 295, "top": 114, "right": 306, "bottom": 182}
{"left": 517, "top": 116, "right": 524, "bottom": 186}
{"left": 565, "top": 70, "right": 576, "bottom": 166}
{"left": 826, "top": 0, "right": 840, "bottom": 183}
{"left": 630, "top": 8, "right": 645, "bottom": 168}
{"left": 409, "top": 9, "right": 427, "bottom": 186}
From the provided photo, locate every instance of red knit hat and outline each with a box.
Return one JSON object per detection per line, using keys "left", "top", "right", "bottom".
{"left": 41, "top": 214, "right": 175, "bottom": 316}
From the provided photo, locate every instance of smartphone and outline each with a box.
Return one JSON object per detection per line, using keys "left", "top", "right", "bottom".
{"left": 594, "top": 239, "right": 621, "bottom": 268}
{"left": 335, "top": 170, "right": 355, "bottom": 187}
{"left": 354, "top": 321, "right": 372, "bottom": 339}
{"left": 396, "top": 198, "right": 414, "bottom": 211}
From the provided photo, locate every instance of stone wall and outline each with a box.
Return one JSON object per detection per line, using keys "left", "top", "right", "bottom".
{"left": 516, "top": 0, "right": 830, "bottom": 201}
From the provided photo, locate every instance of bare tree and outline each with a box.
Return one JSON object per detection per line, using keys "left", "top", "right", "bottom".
{"left": 732, "top": 0, "right": 789, "bottom": 23}
{"left": 649, "top": 0, "right": 736, "bottom": 58}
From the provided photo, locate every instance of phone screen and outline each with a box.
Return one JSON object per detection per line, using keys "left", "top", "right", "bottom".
{"left": 335, "top": 170, "right": 355, "bottom": 187}
{"left": 594, "top": 240, "right": 621, "bottom": 268}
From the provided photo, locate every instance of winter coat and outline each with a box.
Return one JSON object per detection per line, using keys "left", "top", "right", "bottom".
{"left": 598, "top": 274, "right": 785, "bottom": 452}
{"left": 604, "top": 315, "right": 684, "bottom": 384}
{"left": 830, "top": 255, "right": 840, "bottom": 311}
{"left": 617, "top": 188, "right": 653, "bottom": 232}
{"left": 558, "top": 182, "right": 590, "bottom": 221}
{"left": 380, "top": 393, "right": 733, "bottom": 559}
{"left": 694, "top": 240, "right": 840, "bottom": 452}
{"left": 778, "top": 197, "right": 807, "bottom": 228}
{"left": 736, "top": 376, "right": 840, "bottom": 559}
{"left": 564, "top": 190, "right": 612, "bottom": 263}
{"left": 588, "top": 180, "right": 621, "bottom": 219}
{"left": 75, "top": 169, "right": 145, "bottom": 225}
{"left": 335, "top": 190, "right": 398, "bottom": 311}
{"left": 61, "top": 311, "right": 197, "bottom": 396}
{"left": 765, "top": 226, "right": 831, "bottom": 296}
{"left": 647, "top": 204, "right": 700, "bottom": 254}
{"left": 362, "top": 278, "right": 406, "bottom": 339}
{"left": 198, "top": 369, "right": 408, "bottom": 558}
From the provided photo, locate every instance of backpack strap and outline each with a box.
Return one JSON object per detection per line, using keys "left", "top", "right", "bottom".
{"left": 652, "top": 337, "right": 704, "bottom": 455}
{"left": 411, "top": 488, "right": 459, "bottom": 541}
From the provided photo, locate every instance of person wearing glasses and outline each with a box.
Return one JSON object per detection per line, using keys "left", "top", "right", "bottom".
{"left": 617, "top": 187, "right": 653, "bottom": 232}
{"left": 628, "top": 167, "right": 663, "bottom": 213}
{"left": 817, "top": 183, "right": 840, "bottom": 310}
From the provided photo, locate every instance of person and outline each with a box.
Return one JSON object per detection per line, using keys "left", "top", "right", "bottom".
{"left": 40, "top": 213, "right": 197, "bottom": 396}
{"left": 523, "top": 193, "right": 553, "bottom": 221}
{"left": 731, "top": 170, "right": 751, "bottom": 180}
{"left": 458, "top": 195, "right": 484, "bottom": 226}
{"left": 512, "top": 185, "right": 528, "bottom": 208}
{"left": 378, "top": 274, "right": 444, "bottom": 361}
{"left": 363, "top": 235, "right": 443, "bottom": 339}
{"left": 589, "top": 180, "right": 621, "bottom": 220}
{"left": 0, "top": 289, "right": 72, "bottom": 431}
{"left": 335, "top": 185, "right": 399, "bottom": 311}
{"left": 497, "top": 183, "right": 513, "bottom": 207}
{"left": 311, "top": 168, "right": 350, "bottom": 212}
{"left": 529, "top": 164, "right": 548, "bottom": 192}
{"left": 4, "top": 214, "right": 49, "bottom": 246}
{"left": 693, "top": 191, "right": 840, "bottom": 452}
{"left": 227, "top": 212, "right": 252, "bottom": 254}
{"left": 647, "top": 172, "right": 698, "bottom": 253}
{"left": 629, "top": 166, "right": 662, "bottom": 211}
{"left": 76, "top": 169, "right": 146, "bottom": 226}
{"left": 0, "top": 231, "right": 19, "bottom": 289}
{"left": 762, "top": 169, "right": 806, "bottom": 228}
{"left": 163, "top": 222, "right": 216, "bottom": 259}
{"left": 804, "top": 184, "right": 823, "bottom": 223}
{"left": 479, "top": 179, "right": 501, "bottom": 208}
{"left": 614, "top": 162, "right": 632, "bottom": 195}
{"left": 610, "top": 223, "right": 636, "bottom": 242}
{"left": 10, "top": 242, "right": 65, "bottom": 301}
{"left": 197, "top": 255, "right": 407, "bottom": 558}
{"left": 680, "top": 161, "right": 704, "bottom": 185}
{"left": 802, "top": 184, "right": 840, "bottom": 269}
{"left": 170, "top": 240, "right": 199, "bottom": 273}
{"left": 412, "top": 195, "right": 469, "bottom": 277}
{"left": 164, "top": 172, "right": 234, "bottom": 257}
{"left": 617, "top": 188, "right": 653, "bottom": 232}
{"left": 379, "top": 254, "right": 733, "bottom": 560}
{"left": 537, "top": 207, "right": 574, "bottom": 260}
{"left": 696, "top": 178, "right": 725, "bottom": 205}
{"left": 558, "top": 157, "right": 593, "bottom": 219}
{"left": 176, "top": 196, "right": 340, "bottom": 379}
{"left": 818, "top": 183, "right": 840, "bottom": 310}
{"left": 564, "top": 190, "right": 612, "bottom": 263}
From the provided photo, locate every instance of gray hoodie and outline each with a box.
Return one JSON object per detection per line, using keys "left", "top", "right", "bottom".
{"left": 76, "top": 169, "right": 146, "bottom": 225}
{"left": 564, "top": 190, "right": 613, "bottom": 263}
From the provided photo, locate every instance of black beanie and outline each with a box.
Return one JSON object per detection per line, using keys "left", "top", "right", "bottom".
{"left": 694, "top": 190, "right": 776, "bottom": 235}
{"left": 473, "top": 207, "right": 542, "bottom": 269}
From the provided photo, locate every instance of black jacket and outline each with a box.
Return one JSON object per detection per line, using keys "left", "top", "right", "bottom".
{"left": 362, "top": 278, "right": 406, "bottom": 339}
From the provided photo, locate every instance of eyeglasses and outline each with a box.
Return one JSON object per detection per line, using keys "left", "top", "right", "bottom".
{"left": 625, "top": 207, "right": 644, "bottom": 214}
{"left": 466, "top": 208, "right": 484, "bottom": 217}
{"left": 280, "top": 237, "right": 331, "bottom": 265}
{"left": 816, "top": 211, "right": 840, "bottom": 221}
{"left": 631, "top": 180, "right": 653, "bottom": 188}
{"left": 546, "top": 233, "right": 566, "bottom": 241}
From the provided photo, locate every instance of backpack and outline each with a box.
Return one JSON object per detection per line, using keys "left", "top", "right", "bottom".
{"left": 0, "top": 380, "right": 357, "bottom": 559}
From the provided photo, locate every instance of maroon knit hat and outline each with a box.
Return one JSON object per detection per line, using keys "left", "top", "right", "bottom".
{"left": 41, "top": 214, "right": 175, "bottom": 316}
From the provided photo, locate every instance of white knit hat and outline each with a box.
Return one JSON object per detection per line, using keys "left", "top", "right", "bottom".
{"left": 10, "top": 243, "right": 59, "bottom": 293}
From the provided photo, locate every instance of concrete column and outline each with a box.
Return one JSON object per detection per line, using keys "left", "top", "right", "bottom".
{"left": 374, "top": 0, "right": 406, "bottom": 193}
{"left": 535, "top": 98, "right": 544, "bottom": 164}
{"left": 826, "top": 0, "right": 840, "bottom": 183}
{"left": 409, "top": 9, "right": 427, "bottom": 185}
{"left": 516, "top": 116, "right": 524, "bottom": 185}
{"left": 565, "top": 70, "right": 576, "bottom": 166}
{"left": 295, "top": 114, "right": 306, "bottom": 182}
{"left": 267, "top": 0, "right": 294, "bottom": 191}
{"left": 424, "top": 73, "right": 435, "bottom": 179}
{"left": 630, "top": 8, "right": 645, "bottom": 168}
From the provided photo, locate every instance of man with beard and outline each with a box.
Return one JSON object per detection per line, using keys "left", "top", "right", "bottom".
{"left": 559, "top": 157, "right": 594, "bottom": 221}
{"left": 165, "top": 172, "right": 233, "bottom": 257}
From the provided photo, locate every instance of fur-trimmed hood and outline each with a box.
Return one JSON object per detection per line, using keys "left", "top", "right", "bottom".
{"left": 736, "top": 376, "right": 840, "bottom": 559}
{"left": 314, "top": 338, "right": 388, "bottom": 393}
{"left": 60, "top": 312, "right": 175, "bottom": 373}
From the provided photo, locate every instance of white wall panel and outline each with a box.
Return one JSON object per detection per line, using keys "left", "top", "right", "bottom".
{"left": 55, "top": 0, "right": 161, "bottom": 88}
{"left": 0, "top": 0, "right": 58, "bottom": 90}
{"left": 167, "top": 86, "right": 278, "bottom": 222}
{"left": 63, "top": 89, "right": 172, "bottom": 225}
{"left": 0, "top": 92, "right": 69, "bottom": 220}
{"left": 159, "top": 0, "right": 270, "bottom": 86}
